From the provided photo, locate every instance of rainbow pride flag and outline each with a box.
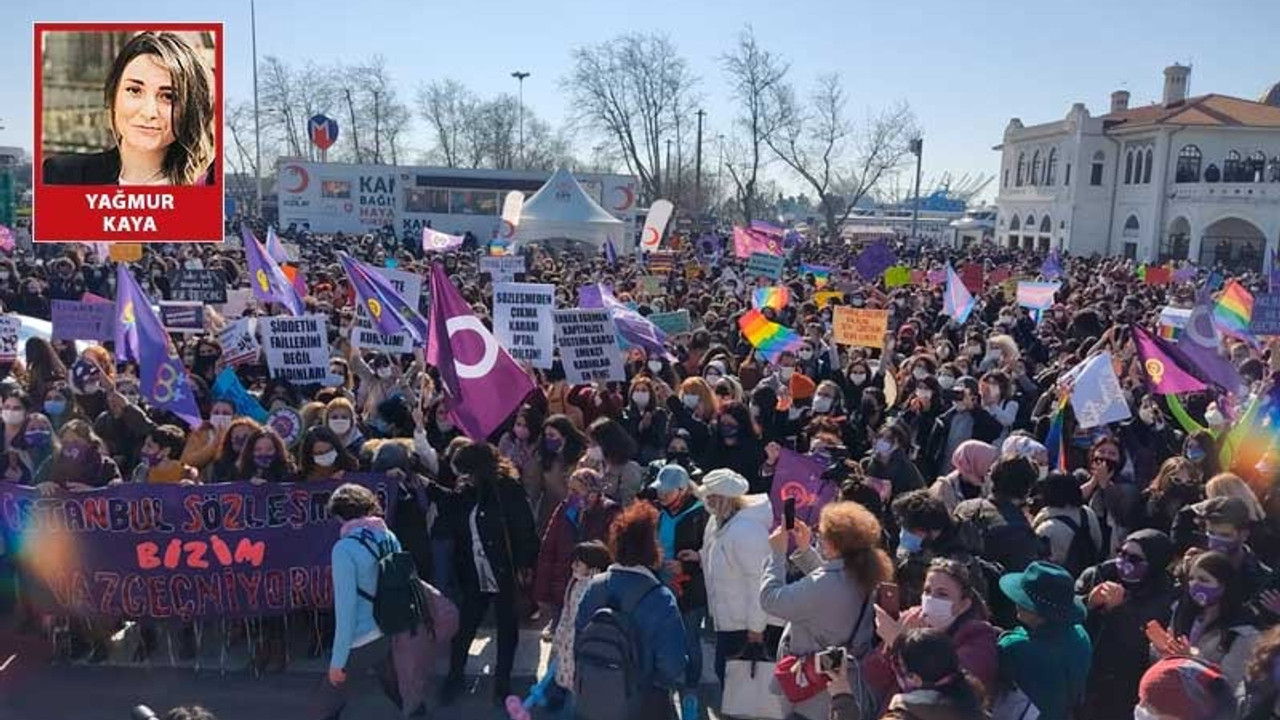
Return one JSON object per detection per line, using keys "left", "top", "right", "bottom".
{"left": 1213, "top": 280, "right": 1255, "bottom": 343}
{"left": 800, "top": 263, "right": 831, "bottom": 288}
{"left": 1044, "top": 395, "right": 1070, "bottom": 472}
{"left": 752, "top": 286, "right": 790, "bottom": 311}
{"left": 738, "top": 308, "right": 804, "bottom": 363}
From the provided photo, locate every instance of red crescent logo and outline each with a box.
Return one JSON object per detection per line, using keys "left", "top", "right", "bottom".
{"left": 613, "top": 184, "right": 636, "bottom": 212}
{"left": 642, "top": 227, "right": 660, "bottom": 249}
{"left": 283, "top": 164, "right": 309, "bottom": 194}
{"left": 500, "top": 219, "right": 516, "bottom": 239}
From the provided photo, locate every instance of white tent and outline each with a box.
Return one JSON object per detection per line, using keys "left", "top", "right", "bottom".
{"left": 512, "top": 167, "right": 627, "bottom": 251}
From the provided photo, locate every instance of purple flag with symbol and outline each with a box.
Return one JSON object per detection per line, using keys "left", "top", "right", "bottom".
{"left": 114, "top": 265, "right": 201, "bottom": 428}
{"left": 769, "top": 448, "right": 836, "bottom": 528}
{"left": 1177, "top": 287, "right": 1245, "bottom": 395}
{"left": 854, "top": 241, "right": 896, "bottom": 280}
{"left": 1132, "top": 323, "right": 1206, "bottom": 395}
{"left": 422, "top": 228, "right": 465, "bottom": 252}
{"left": 242, "top": 226, "right": 304, "bottom": 316}
{"left": 579, "top": 283, "right": 673, "bottom": 361}
{"left": 426, "top": 263, "right": 535, "bottom": 441}
{"left": 338, "top": 252, "right": 425, "bottom": 343}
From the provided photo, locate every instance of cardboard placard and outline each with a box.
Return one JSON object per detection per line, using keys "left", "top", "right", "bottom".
{"left": 493, "top": 282, "right": 556, "bottom": 369}
{"left": 51, "top": 299, "right": 115, "bottom": 341}
{"left": 1249, "top": 293, "right": 1280, "bottom": 336}
{"left": 168, "top": 269, "right": 228, "bottom": 304}
{"left": 884, "top": 265, "right": 911, "bottom": 288}
{"left": 159, "top": 302, "right": 206, "bottom": 334}
{"left": 648, "top": 309, "right": 692, "bottom": 335}
{"left": 0, "top": 316, "right": 19, "bottom": 362}
{"left": 832, "top": 306, "right": 888, "bottom": 348}
{"left": 960, "top": 264, "right": 984, "bottom": 294}
{"left": 747, "top": 252, "right": 785, "bottom": 280}
{"left": 479, "top": 255, "right": 527, "bottom": 284}
{"left": 218, "top": 318, "right": 261, "bottom": 366}
{"left": 261, "top": 314, "right": 331, "bottom": 384}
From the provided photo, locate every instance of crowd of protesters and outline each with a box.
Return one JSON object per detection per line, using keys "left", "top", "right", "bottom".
{"left": 0, "top": 219, "right": 1279, "bottom": 720}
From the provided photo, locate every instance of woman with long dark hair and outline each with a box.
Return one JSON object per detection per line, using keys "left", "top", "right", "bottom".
{"left": 207, "top": 417, "right": 259, "bottom": 483}
{"left": 585, "top": 417, "right": 643, "bottom": 506}
{"left": 702, "top": 401, "right": 765, "bottom": 492}
{"left": 236, "top": 428, "right": 297, "bottom": 484}
{"left": 1158, "top": 549, "right": 1262, "bottom": 688}
{"left": 22, "top": 338, "right": 67, "bottom": 412}
{"left": 878, "top": 628, "right": 987, "bottom": 720}
{"left": 298, "top": 425, "right": 359, "bottom": 482}
{"left": 1240, "top": 625, "right": 1280, "bottom": 720}
{"left": 523, "top": 414, "right": 586, "bottom": 528}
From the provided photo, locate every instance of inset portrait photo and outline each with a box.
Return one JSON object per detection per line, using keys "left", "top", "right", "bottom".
{"left": 34, "top": 23, "right": 224, "bottom": 242}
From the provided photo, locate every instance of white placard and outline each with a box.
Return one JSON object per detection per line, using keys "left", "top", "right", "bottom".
{"left": 480, "top": 256, "right": 526, "bottom": 284}
{"left": 219, "top": 318, "right": 261, "bottom": 367}
{"left": 0, "top": 316, "right": 19, "bottom": 362}
{"left": 220, "top": 288, "right": 254, "bottom": 319}
{"left": 351, "top": 267, "right": 424, "bottom": 354}
{"left": 261, "top": 314, "right": 331, "bottom": 384}
{"left": 553, "top": 308, "right": 625, "bottom": 385}
{"left": 493, "top": 282, "right": 555, "bottom": 369}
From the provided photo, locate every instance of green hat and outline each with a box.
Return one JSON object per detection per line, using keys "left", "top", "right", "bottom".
{"left": 998, "top": 561, "right": 1086, "bottom": 625}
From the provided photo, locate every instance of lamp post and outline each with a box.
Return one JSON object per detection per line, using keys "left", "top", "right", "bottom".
{"left": 511, "top": 71, "right": 530, "bottom": 167}
{"left": 909, "top": 137, "right": 924, "bottom": 241}
{"left": 250, "top": 0, "right": 262, "bottom": 214}
{"left": 695, "top": 109, "right": 705, "bottom": 212}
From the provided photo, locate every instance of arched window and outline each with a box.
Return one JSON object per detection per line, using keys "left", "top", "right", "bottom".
{"left": 1045, "top": 148, "right": 1058, "bottom": 185}
{"left": 1003, "top": 169, "right": 1009, "bottom": 188}
{"left": 1016, "top": 152, "right": 1026, "bottom": 186}
{"left": 1039, "top": 215, "right": 1052, "bottom": 233}
{"left": 1090, "top": 151, "right": 1105, "bottom": 186}
{"left": 1135, "top": 150, "right": 1145, "bottom": 185}
{"left": 1009, "top": 215, "right": 1021, "bottom": 231}
{"left": 1124, "top": 151, "right": 1134, "bottom": 184}
{"left": 1247, "top": 151, "right": 1266, "bottom": 182}
{"left": 1224, "top": 150, "right": 1243, "bottom": 182}
{"left": 1123, "top": 215, "right": 1140, "bottom": 237}
{"left": 1030, "top": 150, "right": 1041, "bottom": 186}
{"left": 1176, "top": 145, "right": 1202, "bottom": 183}
{"left": 1143, "top": 147, "right": 1153, "bottom": 184}
{"left": 1269, "top": 156, "right": 1280, "bottom": 183}
{"left": 1205, "top": 163, "right": 1221, "bottom": 183}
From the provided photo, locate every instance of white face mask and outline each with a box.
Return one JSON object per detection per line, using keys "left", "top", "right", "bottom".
{"left": 586, "top": 446, "right": 604, "bottom": 462}
{"left": 376, "top": 366, "right": 393, "bottom": 379}
{"left": 799, "top": 350, "right": 814, "bottom": 361}
{"left": 1, "top": 409, "right": 25, "bottom": 426}
{"left": 1204, "top": 405, "right": 1225, "bottom": 427}
{"left": 920, "top": 594, "right": 956, "bottom": 629}
{"left": 314, "top": 450, "right": 338, "bottom": 467}
{"left": 682, "top": 394, "right": 700, "bottom": 410}
{"left": 209, "top": 413, "right": 233, "bottom": 429}
{"left": 913, "top": 368, "right": 929, "bottom": 381}
{"left": 937, "top": 375, "right": 956, "bottom": 390}
{"left": 647, "top": 360, "right": 663, "bottom": 373}
{"left": 632, "top": 392, "right": 650, "bottom": 409}
{"left": 328, "top": 418, "right": 352, "bottom": 436}
{"left": 850, "top": 373, "right": 867, "bottom": 384}
{"left": 779, "top": 367, "right": 795, "bottom": 381}
{"left": 813, "top": 396, "right": 833, "bottom": 414}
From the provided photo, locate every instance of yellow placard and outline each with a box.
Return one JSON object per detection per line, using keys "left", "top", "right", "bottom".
{"left": 815, "top": 290, "right": 843, "bottom": 308}
{"left": 833, "top": 306, "right": 889, "bottom": 348}
{"left": 884, "top": 265, "right": 911, "bottom": 288}
{"left": 108, "top": 243, "right": 144, "bottom": 262}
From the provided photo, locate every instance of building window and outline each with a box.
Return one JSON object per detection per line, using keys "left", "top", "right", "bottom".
{"left": 1176, "top": 145, "right": 1202, "bottom": 183}
{"left": 1204, "top": 163, "right": 1221, "bottom": 183}
{"left": 1039, "top": 216, "right": 1052, "bottom": 234}
{"left": 1269, "top": 156, "right": 1280, "bottom": 183}
{"left": 1123, "top": 242, "right": 1138, "bottom": 260}
{"left": 1030, "top": 150, "right": 1041, "bottom": 186}
{"left": 1090, "top": 152, "right": 1105, "bottom": 186}
{"left": 1123, "top": 215, "right": 1140, "bottom": 238}
{"left": 1045, "top": 148, "right": 1058, "bottom": 185}
{"left": 1016, "top": 152, "right": 1026, "bottom": 186}
{"left": 1143, "top": 148, "right": 1153, "bottom": 184}
{"left": 1009, "top": 215, "right": 1021, "bottom": 232}
{"left": 1124, "top": 151, "right": 1134, "bottom": 184}
{"left": 1003, "top": 169, "right": 1009, "bottom": 188}
{"left": 1224, "top": 150, "right": 1243, "bottom": 182}
{"left": 1247, "top": 151, "right": 1266, "bottom": 182}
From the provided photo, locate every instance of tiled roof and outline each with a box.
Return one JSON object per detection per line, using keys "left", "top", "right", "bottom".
{"left": 1102, "top": 94, "right": 1280, "bottom": 129}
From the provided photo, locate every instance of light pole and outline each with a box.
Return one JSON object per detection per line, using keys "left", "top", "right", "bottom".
{"left": 511, "top": 71, "right": 530, "bottom": 167}
{"left": 665, "top": 138, "right": 673, "bottom": 197}
{"left": 695, "top": 109, "right": 705, "bottom": 212}
{"left": 250, "top": 0, "right": 262, "bottom": 214}
{"left": 909, "top": 137, "right": 924, "bottom": 240}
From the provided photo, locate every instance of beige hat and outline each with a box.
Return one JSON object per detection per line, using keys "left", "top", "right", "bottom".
{"left": 695, "top": 468, "right": 749, "bottom": 499}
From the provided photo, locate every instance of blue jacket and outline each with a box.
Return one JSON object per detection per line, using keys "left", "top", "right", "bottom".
{"left": 330, "top": 524, "right": 402, "bottom": 670}
{"left": 574, "top": 564, "right": 687, "bottom": 690}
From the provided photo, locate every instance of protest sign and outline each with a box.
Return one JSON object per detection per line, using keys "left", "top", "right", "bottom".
{"left": 648, "top": 309, "right": 692, "bottom": 335}
{"left": 1145, "top": 266, "right": 1172, "bottom": 286}
{"left": 554, "top": 308, "right": 625, "bottom": 384}
{"left": 51, "top": 299, "right": 115, "bottom": 340}
{"left": 159, "top": 302, "right": 206, "bottom": 334}
{"left": 1249, "top": 294, "right": 1280, "bottom": 336}
{"left": 814, "top": 291, "right": 844, "bottom": 309}
{"left": 769, "top": 448, "right": 837, "bottom": 528}
{"left": 351, "top": 267, "right": 423, "bottom": 354}
{"left": 220, "top": 288, "right": 254, "bottom": 319}
{"left": 218, "top": 318, "right": 261, "bottom": 366}
{"left": 639, "top": 275, "right": 666, "bottom": 296}
{"left": 168, "top": 269, "right": 228, "bottom": 304}
{"left": 884, "top": 265, "right": 911, "bottom": 288}
{"left": 267, "top": 407, "right": 304, "bottom": 448}
{"left": 0, "top": 477, "right": 396, "bottom": 620}
{"left": 832, "top": 306, "right": 888, "bottom": 348}
{"left": 261, "top": 314, "right": 330, "bottom": 384}
{"left": 493, "top": 282, "right": 556, "bottom": 368}
{"left": 0, "top": 316, "right": 19, "bottom": 362}
{"left": 746, "top": 252, "right": 785, "bottom": 280}
{"left": 987, "top": 266, "right": 1012, "bottom": 285}
{"left": 108, "top": 244, "right": 144, "bottom": 262}
{"left": 646, "top": 252, "right": 677, "bottom": 276}
{"left": 479, "top": 255, "right": 526, "bottom": 284}
{"left": 960, "top": 264, "right": 984, "bottom": 294}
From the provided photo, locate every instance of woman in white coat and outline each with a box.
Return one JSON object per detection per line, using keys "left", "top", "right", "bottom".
{"left": 697, "top": 468, "right": 783, "bottom": 684}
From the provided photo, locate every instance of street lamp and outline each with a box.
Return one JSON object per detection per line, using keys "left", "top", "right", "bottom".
{"left": 909, "top": 137, "right": 924, "bottom": 240}
{"left": 511, "top": 71, "right": 531, "bottom": 167}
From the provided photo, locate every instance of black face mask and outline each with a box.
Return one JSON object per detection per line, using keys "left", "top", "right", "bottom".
{"left": 668, "top": 451, "right": 691, "bottom": 468}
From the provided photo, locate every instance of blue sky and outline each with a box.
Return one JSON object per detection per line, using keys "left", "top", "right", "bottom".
{"left": 4, "top": 0, "right": 1278, "bottom": 202}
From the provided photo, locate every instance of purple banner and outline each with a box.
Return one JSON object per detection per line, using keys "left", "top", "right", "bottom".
{"left": 51, "top": 299, "right": 115, "bottom": 341}
{"left": 0, "top": 476, "right": 396, "bottom": 620}
{"left": 769, "top": 448, "right": 837, "bottom": 528}
{"left": 854, "top": 242, "right": 896, "bottom": 280}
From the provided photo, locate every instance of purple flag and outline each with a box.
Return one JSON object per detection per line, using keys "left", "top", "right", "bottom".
{"left": 604, "top": 236, "right": 618, "bottom": 267}
{"left": 1177, "top": 287, "right": 1245, "bottom": 395}
{"left": 338, "top": 252, "right": 426, "bottom": 343}
{"left": 1173, "top": 265, "right": 1197, "bottom": 284}
{"left": 1041, "top": 247, "right": 1062, "bottom": 280}
{"left": 854, "top": 241, "right": 896, "bottom": 280}
{"left": 769, "top": 448, "right": 837, "bottom": 528}
{"left": 426, "top": 263, "right": 535, "bottom": 440}
{"left": 265, "top": 225, "right": 289, "bottom": 263}
{"left": 750, "top": 220, "right": 785, "bottom": 237}
{"left": 115, "top": 265, "right": 202, "bottom": 428}
{"left": 1132, "top": 324, "right": 1206, "bottom": 395}
{"left": 579, "top": 284, "right": 673, "bottom": 361}
{"left": 422, "top": 228, "right": 464, "bottom": 252}
{"left": 243, "top": 226, "right": 304, "bottom": 316}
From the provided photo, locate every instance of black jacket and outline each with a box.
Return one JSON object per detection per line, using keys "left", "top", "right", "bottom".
{"left": 443, "top": 476, "right": 539, "bottom": 595}
{"left": 43, "top": 149, "right": 122, "bottom": 185}
{"left": 921, "top": 407, "right": 1002, "bottom": 479}
{"left": 653, "top": 493, "right": 709, "bottom": 613}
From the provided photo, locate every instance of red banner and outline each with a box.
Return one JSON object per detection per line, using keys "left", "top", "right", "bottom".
{"left": 33, "top": 187, "right": 223, "bottom": 242}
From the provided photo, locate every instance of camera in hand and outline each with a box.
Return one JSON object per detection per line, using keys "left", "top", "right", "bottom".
{"left": 817, "top": 646, "right": 846, "bottom": 673}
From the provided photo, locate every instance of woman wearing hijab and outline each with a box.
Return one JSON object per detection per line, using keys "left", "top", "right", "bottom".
{"left": 929, "top": 440, "right": 999, "bottom": 513}
{"left": 1074, "top": 529, "right": 1176, "bottom": 719}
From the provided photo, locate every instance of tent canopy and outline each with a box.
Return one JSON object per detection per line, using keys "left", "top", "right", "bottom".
{"left": 513, "top": 167, "right": 627, "bottom": 251}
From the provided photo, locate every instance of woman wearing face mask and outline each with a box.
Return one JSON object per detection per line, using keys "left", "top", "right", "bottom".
{"left": 1132, "top": 457, "right": 1204, "bottom": 535}
{"left": 6, "top": 412, "right": 56, "bottom": 484}
{"left": 188, "top": 338, "right": 223, "bottom": 387}
{"left": 534, "top": 468, "right": 620, "bottom": 642}
{"left": 496, "top": 404, "right": 545, "bottom": 494}
{"left": 901, "top": 372, "right": 945, "bottom": 457}
{"left": 872, "top": 559, "right": 999, "bottom": 701}
{"left": 863, "top": 423, "right": 925, "bottom": 497}
{"left": 323, "top": 397, "right": 365, "bottom": 457}
{"left": 1074, "top": 530, "right": 1176, "bottom": 719}
{"left": 0, "top": 392, "right": 29, "bottom": 456}
{"left": 1121, "top": 395, "right": 1184, "bottom": 487}
{"left": 848, "top": 387, "right": 887, "bottom": 461}
{"left": 22, "top": 338, "right": 67, "bottom": 413}
{"left": 34, "top": 419, "right": 121, "bottom": 492}
{"left": 1156, "top": 550, "right": 1261, "bottom": 689}
{"left": 526, "top": 415, "right": 588, "bottom": 530}
{"left": 298, "top": 426, "right": 359, "bottom": 482}
{"left": 929, "top": 440, "right": 999, "bottom": 514}
{"left": 875, "top": 629, "right": 988, "bottom": 720}
{"left": 1181, "top": 429, "right": 1221, "bottom": 482}
{"left": 41, "top": 386, "right": 77, "bottom": 431}
{"left": 838, "top": 359, "right": 877, "bottom": 414}
{"left": 704, "top": 402, "right": 767, "bottom": 492}
{"left": 620, "top": 377, "right": 670, "bottom": 465}
{"left": 664, "top": 377, "right": 716, "bottom": 459}
{"left": 179, "top": 399, "right": 236, "bottom": 475}
{"left": 1240, "top": 626, "right": 1280, "bottom": 720}
{"left": 237, "top": 428, "right": 297, "bottom": 484}
{"left": 978, "top": 370, "right": 1018, "bottom": 443}
{"left": 585, "top": 417, "right": 644, "bottom": 506}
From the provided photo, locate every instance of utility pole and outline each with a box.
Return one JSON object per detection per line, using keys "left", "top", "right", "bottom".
{"left": 909, "top": 137, "right": 924, "bottom": 240}
{"left": 665, "top": 138, "right": 673, "bottom": 198}
{"left": 372, "top": 89, "right": 382, "bottom": 164}
{"left": 695, "top": 109, "right": 705, "bottom": 212}
{"left": 344, "top": 88, "right": 361, "bottom": 162}
{"left": 250, "top": 0, "right": 262, "bottom": 214}
{"left": 511, "top": 71, "right": 530, "bottom": 168}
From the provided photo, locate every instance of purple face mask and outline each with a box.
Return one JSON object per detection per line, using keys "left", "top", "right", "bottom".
{"left": 1117, "top": 556, "right": 1147, "bottom": 584}
{"left": 1206, "top": 533, "right": 1241, "bottom": 556}
{"left": 1188, "top": 581, "right": 1223, "bottom": 608}
{"left": 253, "top": 453, "right": 276, "bottom": 469}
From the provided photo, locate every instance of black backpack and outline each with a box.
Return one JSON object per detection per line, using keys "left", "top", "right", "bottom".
{"left": 1037, "top": 509, "right": 1100, "bottom": 577}
{"left": 573, "top": 573, "right": 663, "bottom": 720}
{"left": 353, "top": 531, "right": 429, "bottom": 637}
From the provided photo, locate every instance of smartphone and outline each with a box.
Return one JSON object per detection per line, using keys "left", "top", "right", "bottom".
{"left": 784, "top": 497, "right": 796, "bottom": 530}
{"left": 817, "top": 646, "right": 846, "bottom": 673}
{"left": 877, "top": 582, "right": 901, "bottom": 619}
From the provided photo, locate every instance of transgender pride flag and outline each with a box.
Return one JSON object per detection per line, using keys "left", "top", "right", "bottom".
{"left": 943, "top": 264, "right": 975, "bottom": 324}
{"left": 1016, "top": 281, "right": 1060, "bottom": 323}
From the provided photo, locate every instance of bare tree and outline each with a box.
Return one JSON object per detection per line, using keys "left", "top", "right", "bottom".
{"left": 767, "top": 73, "right": 917, "bottom": 238}
{"left": 416, "top": 79, "right": 477, "bottom": 168}
{"left": 722, "top": 26, "right": 788, "bottom": 223}
{"left": 224, "top": 99, "right": 270, "bottom": 211}
{"left": 258, "top": 56, "right": 304, "bottom": 158}
{"left": 564, "top": 33, "right": 697, "bottom": 203}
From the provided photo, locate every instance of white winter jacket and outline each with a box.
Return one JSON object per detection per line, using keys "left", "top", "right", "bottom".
{"left": 702, "top": 495, "right": 779, "bottom": 633}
